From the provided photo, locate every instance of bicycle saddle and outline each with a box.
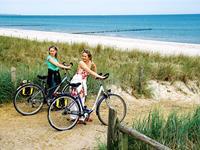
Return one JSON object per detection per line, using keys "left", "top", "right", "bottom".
{"left": 69, "top": 82, "right": 81, "bottom": 88}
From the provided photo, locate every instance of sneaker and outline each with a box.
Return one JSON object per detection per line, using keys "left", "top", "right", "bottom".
{"left": 85, "top": 117, "right": 93, "bottom": 122}
{"left": 77, "top": 120, "right": 86, "bottom": 125}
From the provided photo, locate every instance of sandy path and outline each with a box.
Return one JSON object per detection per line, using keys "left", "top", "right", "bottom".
{"left": 0, "top": 104, "right": 107, "bottom": 150}
{"left": 0, "top": 96, "right": 199, "bottom": 150}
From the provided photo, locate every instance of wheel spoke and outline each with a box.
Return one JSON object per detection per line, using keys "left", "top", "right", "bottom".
{"left": 97, "top": 94, "right": 127, "bottom": 125}
{"left": 13, "top": 84, "right": 44, "bottom": 115}
{"left": 48, "top": 95, "right": 79, "bottom": 131}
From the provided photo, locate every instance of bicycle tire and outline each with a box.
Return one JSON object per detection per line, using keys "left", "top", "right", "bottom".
{"left": 96, "top": 93, "right": 127, "bottom": 125}
{"left": 13, "top": 83, "right": 45, "bottom": 115}
{"left": 48, "top": 94, "right": 80, "bottom": 131}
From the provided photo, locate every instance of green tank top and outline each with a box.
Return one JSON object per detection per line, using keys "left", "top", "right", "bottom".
{"left": 46, "top": 55, "right": 59, "bottom": 71}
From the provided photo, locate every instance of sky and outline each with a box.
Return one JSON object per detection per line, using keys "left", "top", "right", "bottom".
{"left": 0, "top": 0, "right": 200, "bottom": 15}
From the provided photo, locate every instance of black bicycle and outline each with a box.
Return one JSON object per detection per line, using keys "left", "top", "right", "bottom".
{"left": 48, "top": 73, "right": 127, "bottom": 131}
{"left": 13, "top": 62, "right": 73, "bottom": 116}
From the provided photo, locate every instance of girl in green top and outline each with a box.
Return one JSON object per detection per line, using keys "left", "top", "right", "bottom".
{"left": 47, "top": 46, "right": 71, "bottom": 91}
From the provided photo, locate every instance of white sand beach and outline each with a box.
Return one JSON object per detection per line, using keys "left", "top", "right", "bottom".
{"left": 0, "top": 28, "right": 200, "bottom": 56}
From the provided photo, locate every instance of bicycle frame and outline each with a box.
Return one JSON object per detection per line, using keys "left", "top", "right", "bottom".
{"left": 75, "top": 81, "right": 107, "bottom": 114}
{"left": 40, "top": 71, "right": 71, "bottom": 97}
{"left": 49, "top": 75, "right": 70, "bottom": 94}
{"left": 26, "top": 71, "right": 71, "bottom": 104}
{"left": 91, "top": 84, "right": 105, "bottom": 111}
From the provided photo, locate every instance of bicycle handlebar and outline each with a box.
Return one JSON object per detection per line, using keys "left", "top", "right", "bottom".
{"left": 69, "top": 62, "right": 73, "bottom": 66}
{"left": 103, "top": 73, "right": 109, "bottom": 80}
{"left": 62, "top": 62, "right": 73, "bottom": 72}
{"left": 62, "top": 62, "right": 73, "bottom": 67}
{"left": 96, "top": 73, "right": 109, "bottom": 80}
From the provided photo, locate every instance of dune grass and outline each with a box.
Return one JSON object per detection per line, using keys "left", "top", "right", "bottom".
{"left": 0, "top": 66, "right": 15, "bottom": 103}
{"left": 0, "top": 35, "right": 200, "bottom": 102}
{"left": 128, "top": 107, "right": 200, "bottom": 150}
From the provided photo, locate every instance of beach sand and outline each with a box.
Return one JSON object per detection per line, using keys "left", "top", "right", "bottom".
{"left": 0, "top": 28, "right": 200, "bottom": 56}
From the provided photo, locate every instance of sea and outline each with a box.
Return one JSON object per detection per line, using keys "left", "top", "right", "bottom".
{"left": 0, "top": 14, "right": 200, "bottom": 44}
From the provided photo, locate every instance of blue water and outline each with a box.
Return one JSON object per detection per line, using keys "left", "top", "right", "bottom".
{"left": 0, "top": 14, "right": 200, "bottom": 44}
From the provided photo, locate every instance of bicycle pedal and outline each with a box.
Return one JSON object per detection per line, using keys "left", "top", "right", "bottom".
{"left": 47, "top": 99, "right": 53, "bottom": 106}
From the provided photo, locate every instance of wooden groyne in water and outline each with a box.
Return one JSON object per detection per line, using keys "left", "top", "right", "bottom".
{"left": 73, "top": 28, "right": 152, "bottom": 34}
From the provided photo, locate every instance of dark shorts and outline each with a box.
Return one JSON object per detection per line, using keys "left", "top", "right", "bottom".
{"left": 47, "top": 69, "right": 61, "bottom": 88}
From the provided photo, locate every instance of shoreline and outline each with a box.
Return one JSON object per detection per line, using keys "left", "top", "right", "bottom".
{"left": 0, "top": 28, "right": 200, "bottom": 56}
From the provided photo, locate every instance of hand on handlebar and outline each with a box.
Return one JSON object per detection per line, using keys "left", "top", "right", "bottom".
{"left": 98, "top": 75, "right": 107, "bottom": 80}
{"left": 96, "top": 73, "right": 109, "bottom": 80}
{"left": 69, "top": 62, "right": 73, "bottom": 66}
{"left": 61, "top": 62, "right": 73, "bottom": 70}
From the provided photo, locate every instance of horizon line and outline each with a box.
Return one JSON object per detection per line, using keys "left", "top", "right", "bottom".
{"left": 0, "top": 13, "right": 200, "bottom": 16}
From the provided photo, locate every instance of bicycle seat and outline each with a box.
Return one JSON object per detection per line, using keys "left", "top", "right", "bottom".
{"left": 37, "top": 75, "right": 47, "bottom": 80}
{"left": 69, "top": 83, "right": 81, "bottom": 88}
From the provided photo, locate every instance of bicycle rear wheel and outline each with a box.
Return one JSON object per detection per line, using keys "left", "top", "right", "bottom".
{"left": 48, "top": 95, "right": 80, "bottom": 131}
{"left": 97, "top": 93, "right": 127, "bottom": 125}
{"left": 13, "top": 84, "right": 45, "bottom": 115}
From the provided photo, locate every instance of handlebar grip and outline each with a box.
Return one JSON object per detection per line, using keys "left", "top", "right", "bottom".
{"left": 62, "top": 62, "right": 67, "bottom": 66}
{"left": 96, "top": 73, "right": 109, "bottom": 80}
{"left": 103, "top": 73, "right": 109, "bottom": 80}
{"left": 96, "top": 73, "right": 102, "bottom": 80}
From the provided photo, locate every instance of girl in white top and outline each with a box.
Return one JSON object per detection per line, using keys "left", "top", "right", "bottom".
{"left": 70, "top": 49, "right": 105, "bottom": 122}
{"left": 71, "top": 49, "right": 105, "bottom": 106}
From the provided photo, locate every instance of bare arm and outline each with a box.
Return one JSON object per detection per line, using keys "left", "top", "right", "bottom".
{"left": 90, "top": 62, "right": 97, "bottom": 78}
{"left": 79, "top": 61, "right": 104, "bottom": 79}
{"left": 48, "top": 58, "right": 71, "bottom": 69}
{"left": 91, "top": 62, "right": 97, "bottom": 73}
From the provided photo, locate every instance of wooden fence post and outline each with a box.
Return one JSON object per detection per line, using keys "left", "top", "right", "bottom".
{"left": 11, "top": 67, "right": 16, "bottom": 86}
{"left": 118, "top": 131, "right": 128, "bottom": 150}
{"left": 107, "top": 107, "right": 117, "bottom": 150}
{"left": 107, "top": 107, "right": 128, "bottom": 150}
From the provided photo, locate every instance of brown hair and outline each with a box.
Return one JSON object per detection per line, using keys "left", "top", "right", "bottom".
{"left": 48, "top": 46, "right": 58, "bottom": 58}
{"left": 82, "top": 49, "right": 92, "bottom": 60}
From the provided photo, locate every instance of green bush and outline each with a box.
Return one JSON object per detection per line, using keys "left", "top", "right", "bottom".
{"left": 0, "top": 68, "right": 15, "bottom": 103}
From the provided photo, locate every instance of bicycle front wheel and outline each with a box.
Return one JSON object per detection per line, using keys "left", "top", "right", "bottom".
{"left": 97, "top": 93, "right": 127, "bottom": 125}
{"left": 48, "top": 95, "right": 80, "bottom": 131}
{"left": 13, "top": 84, "right": 45, "bottom": 115}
